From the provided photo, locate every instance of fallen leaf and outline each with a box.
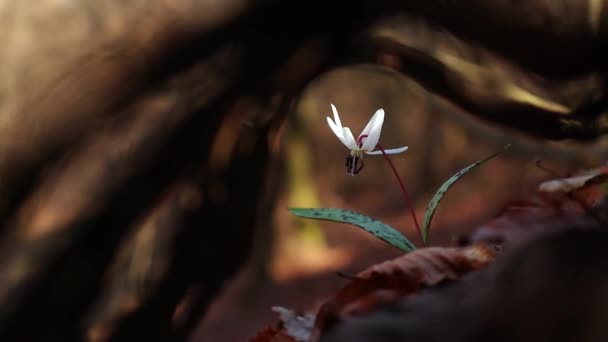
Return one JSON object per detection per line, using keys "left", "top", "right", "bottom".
{"left": 247, "top": 324, "right": 296, "bottom": 342}
{"left": 538, "top": 165, "right": 608, "bottom": 194}
{"left": 468, "top": 200, "right": 594, "bottom": 246}
{"left": 310, "top": 244, "right": 495, "bottom": 340}
{"left": 272, "top": 306, "right": 315, "bottom": 342}
{"left": 469, "top": 166, "right": 608, "bottom": 246}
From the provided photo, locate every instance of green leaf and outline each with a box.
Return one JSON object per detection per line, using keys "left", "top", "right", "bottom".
{"left": 422, "top": 144, "right": 511, "bottom": 245}
{"left": 288, "top": 208, "right": 416, "bottom": 252}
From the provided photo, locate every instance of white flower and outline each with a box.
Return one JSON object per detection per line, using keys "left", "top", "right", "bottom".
{"left": 326, "top": 104, "right": 408, "bottom": 175}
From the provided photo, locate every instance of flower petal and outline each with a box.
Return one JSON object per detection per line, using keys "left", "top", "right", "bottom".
{"left": 366, "top": 146, "right": 409, "bottom": 155}
{"left": 327, "top": 116, "right": 348, "bottom": 146}
{"left": 342, "top": 127, "right": 358, "bottom": 149}
{"left": 359, "top": 108, "right": 380, "bottom": 137}
{"left": 331, "top": 104, "right": 343, "bottom": 130}
{"left": 361, "top": 108, "right": 385, "bottom": 151}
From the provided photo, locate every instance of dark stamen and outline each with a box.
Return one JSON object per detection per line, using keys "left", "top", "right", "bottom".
{"left": 345, "top": 155, "right": 364, "bottom": 175}
{"left": 357, "top": 134, "right": 368, "bottom": 148}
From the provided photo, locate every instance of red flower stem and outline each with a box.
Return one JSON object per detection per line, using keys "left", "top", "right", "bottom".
{"left": 376, "top": 143, "right": 422, "bottom": 241}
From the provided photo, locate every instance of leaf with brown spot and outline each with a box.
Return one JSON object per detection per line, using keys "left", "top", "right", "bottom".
{"left": 288, "top": 208, "right": 416, "bottom": 252}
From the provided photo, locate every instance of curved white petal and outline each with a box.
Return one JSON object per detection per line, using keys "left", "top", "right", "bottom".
{"left": 366, "top": 146, "right": 409, "bottom": 155}
{"left": 342, "top": 127, "right": 358, "bottom": 149}
{"left": 361, "top": 108, "right": 385, "bottom": 151}
{"left": 359, "top": 108, "right": 381, "bottom": 138}
{"left": 327, "top": 116, "right": 348, "bottom": 146}
{"left": 331, "top": 104, "right": 343, "bottom": 130}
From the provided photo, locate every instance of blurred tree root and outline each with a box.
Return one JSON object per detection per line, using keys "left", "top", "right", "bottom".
{"left": 0, "top": 0, "right": 607, "bottom": 341}
{"left": 357, "top": 15, "right": 608, "bottom": 139}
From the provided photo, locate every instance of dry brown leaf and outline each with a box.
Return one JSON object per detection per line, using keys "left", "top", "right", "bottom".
{"left": 248, "top": 307, "right": 314, "bottom": 342}
{"left": 538, "top": 165, "right": 608, "bottom": 194}
{"left": 310, "top": 244, "right": 495, "bottom": 340}
{"left": 469, "top": 200, "right": 591, "bottom": 245}
{"left": 247, "top": 324, "right": 296, "bottom": 342}
{"left": 470, "top": 165, "right": 608, "bottom": 246}
{"left": 248, "top": 325, "right": 277, "bottom": 341}
{"left": 271, "top": 307, "right": 315, "bottom": 342}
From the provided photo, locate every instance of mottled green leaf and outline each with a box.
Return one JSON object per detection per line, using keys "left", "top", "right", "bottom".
{"left": 288, "top": 208, "right": 416, "bottom": 252}
{"left": 422, "top": 145, "right": 510, "bottom": 245}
